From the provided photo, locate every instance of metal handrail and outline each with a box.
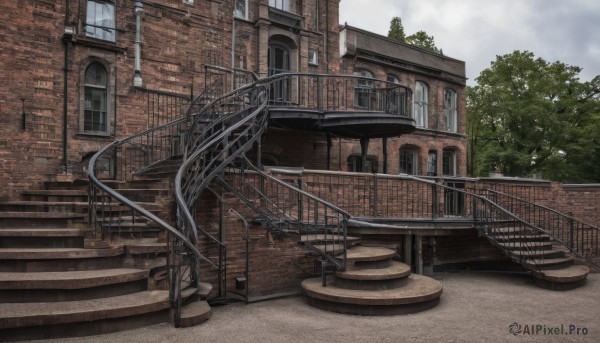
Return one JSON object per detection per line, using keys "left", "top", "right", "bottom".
{"left": 485, "top": 189, "right": 599, "bottom": 264}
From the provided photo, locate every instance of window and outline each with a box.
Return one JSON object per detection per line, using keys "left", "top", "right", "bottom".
{"left": 387, "top": 75, "right": 400, "bottom": 84}
{"left": 414, "top": 81, "right": 428, "bottom": 128}
{"left": 183, "top": 0, "right": 194, "bottom": 4}
{"left": 269, "top": 0, "right": 290, "bottom": 11}
{"left": 347, "top": 155, "right": 378, "bottom": 173}
{"left": 444, "top": 89, "right": 457, "bottom": 132}
{"left": 86, "top": 1, "right": 115, "bottom": 42}
{"left": 427, "top": 151, "right": 437, "bottom": 176}
{"left": 234, "top": 0, "right": 248, "bottom": 19}
{"left": 84, "top": 63, "right": 108, "bottom": 133}
{"left": 399, "top": 147, "right": 418, "bottom": 175}
{"left": 442, "top": 149, "right": 456, "bottom": 176}
{"left": 308, "top": 50, "right": 318, "bottom": 65}
{"left": 353, "top": 69, "right": 373, "bottom": 109}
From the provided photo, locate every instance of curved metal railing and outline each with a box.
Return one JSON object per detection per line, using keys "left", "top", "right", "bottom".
{"left": 485, "top": 189, "right": 599, "bottom": 267}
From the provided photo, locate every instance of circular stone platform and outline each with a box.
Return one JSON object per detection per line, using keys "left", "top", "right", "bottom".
{"left": 301, "top": 274, "right": 442, "bottom": 315}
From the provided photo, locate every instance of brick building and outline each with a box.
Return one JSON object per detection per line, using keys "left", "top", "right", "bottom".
{"left": 0, "top": 0, "right": 598, "bottom": 338}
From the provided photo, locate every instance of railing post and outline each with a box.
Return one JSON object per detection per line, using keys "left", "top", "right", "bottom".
{"left": 568, "top": 211, "right": 574, "bottom": 252}
{"left": 431, "top": 182, "right": 438, "bottom": 219}
{"left": 373, "top": 174, "right": 378, "bottom": 217}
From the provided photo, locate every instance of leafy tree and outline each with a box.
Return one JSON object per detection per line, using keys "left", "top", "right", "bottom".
{"left": 387, "top": 17, "right": 406, "bottom": 42}
{"left": 467, "top": 51, "right": 600, "bottom": 182}
{"left": 388, "top": 18, "right": 443, "bottom": 54}
{"left": 406, "top": 30, "right": 443, "bottom": 55}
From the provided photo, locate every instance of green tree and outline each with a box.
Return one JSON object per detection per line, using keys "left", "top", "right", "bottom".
{"left": 406, "top": 30, "right": 443, "bottom": 55}
{"left": 388, "top": 17, "right": 406, "bottom": 42}
{"left": 467, "top": 51, "right": 600, "bottom": 182}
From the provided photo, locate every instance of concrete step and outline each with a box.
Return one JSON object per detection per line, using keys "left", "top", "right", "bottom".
{"left": 0, "top": 247, "right": 125, "bottom": 272}
{"left": 335, "top": 260, "right": 411, "bottom": 281}
{"left": 0, "top": 290, "right": 171, "bottom": 341}
{"left": 0, "top": 228, "right": 87, "bottom": 249}
{"left": 0, "top": 268, "right": 149, "bottom": 302}
{"left": 178, "top": 301, "right": 211, "bottom": 328}
{"left": 490, "top": 234, "right": 551, "bottom": 242}
{"left": 302, "top": 274, "right": 442, "bottom": 315}
{"left": 523, "top": 257, "right": 574, "bottom": 269}
{"left": 511, "top": 249, "right": 564, "bottom": 259}
{"left": 499, "top": 241, "right": 553, "bottom": 250}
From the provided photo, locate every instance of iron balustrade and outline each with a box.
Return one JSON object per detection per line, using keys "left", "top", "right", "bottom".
{"left": 219, "top": 156, "right": 351, "bottom": 271}
{"left": 262, "top": 73, "right": 412, "bottom": 116}
{"left": 486, "top": 189, "right": 600, "bottom": 267}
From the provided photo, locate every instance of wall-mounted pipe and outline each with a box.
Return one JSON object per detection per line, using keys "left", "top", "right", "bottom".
{"left": 134, "top": 1, "right": 144, "bottom": 87}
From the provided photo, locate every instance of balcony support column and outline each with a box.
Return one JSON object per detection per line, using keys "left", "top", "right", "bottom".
{"left": 382, "top": 136, "right": 387, "bottom": 174}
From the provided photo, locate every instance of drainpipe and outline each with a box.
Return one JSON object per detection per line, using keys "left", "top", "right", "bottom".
{"left": 231, "top": 10, "right": 236, "bottom": 88}
{"left": 324, "top": 0, "right": 329, "bottom": 72}
{"left": 133, "top": 1, "right": 143, "bottom": 87}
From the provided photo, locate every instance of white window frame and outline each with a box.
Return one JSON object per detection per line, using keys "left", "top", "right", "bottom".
{"left": 445, "top": 88, "right": 457, "bottom": 132}
{"left": 414, "top": 81, "right": 428, "bottom": 128}
{"left": 234, "top": 0, "right": 248, "bottom": 20}
{"left": 270, "top": 0, "right": 290, "bottom": 12}
{"left": 86, "top": 0, "right": 116, "bottom": 42}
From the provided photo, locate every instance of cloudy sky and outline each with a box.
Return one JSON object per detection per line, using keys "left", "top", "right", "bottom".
{"left": 339, "top": 0, "right": 600, "bottom": 86}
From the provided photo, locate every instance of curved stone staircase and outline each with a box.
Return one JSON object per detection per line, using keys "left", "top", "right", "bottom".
{"left": 0, "top": 178, "right": 211, "bottom": 341}
{"left": 301, "top": 237, "right": 442, "bottom": 315}
{"left": 489, "top": 226, "right": 589, "bottom": 290}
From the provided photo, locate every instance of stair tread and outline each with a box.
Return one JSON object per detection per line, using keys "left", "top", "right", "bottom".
{"left": 301, "top": 234, "right": 360, "bottom": 243}
{"left": 537, "top": 265, "right": 590, "bottom": 283}
{"left": 523, "top": 257, "right": 573, "bottom": 266}
{"left": 179, "top": 301, "right": 211, "bottom": 328}
{"left": 0, "top": 268, "right": 149, "bottom": 289}
{"left": 302, "top": 274, "right": 442, "bottom": 305}
{"left": 499, "top": 242, "right": 551, "bottom": 248}
{"left": 511, "top": 249, "right": 562, "bottom": 256}
{"left": 0, "top": 212, "right": 85, "bottom": 219}
{"left": 336, "top": 260, "right": 411, "bottom": 280}
{"left": 345, "top": 246, "right": 396, "bottom": 262}
{"left": 0, "top": 290, "right": 170, "bottom": 329}
{"left": 0, "top": 228, "right": 86, "bottom": 237}
{"left": 0, "top": 247, "right": 124, "bottom": 259}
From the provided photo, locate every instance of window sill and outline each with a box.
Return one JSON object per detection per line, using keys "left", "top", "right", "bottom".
{"left": 76, "top": 132, "right": 114, "bottom": 140}
{"left": 69, "top": 35, "right": 126, "bottom": 53}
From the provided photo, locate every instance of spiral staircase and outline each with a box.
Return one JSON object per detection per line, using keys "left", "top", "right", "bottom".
{"left": 0, "top": 70, "right": 598, "bottom": 339}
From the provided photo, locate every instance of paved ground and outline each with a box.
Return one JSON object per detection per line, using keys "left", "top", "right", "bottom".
{"left": 48, "top": 271, "right": 599, "bottom": 343}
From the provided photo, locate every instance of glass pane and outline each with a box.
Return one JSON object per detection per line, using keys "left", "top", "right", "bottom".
{"left": 85, "top": 63, "right": 107, "bottom": 86}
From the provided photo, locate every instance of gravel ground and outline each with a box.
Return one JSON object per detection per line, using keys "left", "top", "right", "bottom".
{"left": 46, "top": 271, "right": 599, "bottom": 343}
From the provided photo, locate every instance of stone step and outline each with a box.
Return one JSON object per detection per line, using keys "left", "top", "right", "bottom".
{"left": 300, "top": 234, "right": 361, "bottom": 244}
{"left": 0, "top": 268, "right": 149, "bottom": 303}
{"left": 533, "top": 265, "right": 590, "bottom": 291}
{"left": 178, "top": 301, "right": 212, "bottom": 328}
{"left": 490, "top": 234, "right": 551, "bottom": 242}
{"left": 499, "top": 241, "right": 553, "bottom": 250}
{"left": 0, "top": 247, "right": 125, "bottom": 272}
{"left": 335, "top": 260, "right": 411, "bottom": 281}
{"left": 523, "top": 257, "right": 574, "bottom": 269}
{"left": 0, "top": 228, "right": 86, "bottom": 248}
{"left": 510, "top": 249, "right": 564, "bottom": 259}
{"left": 302, "top": 274, "right": 442, "bottom": 315}
{"left": 345, "top": 246, "right": 396, "bottom": 264}
{"left": 0, "top": 247, "right": 124, "bottom": 260}
{"left": 0, "top": 290, "right": 171, "bottom": 341}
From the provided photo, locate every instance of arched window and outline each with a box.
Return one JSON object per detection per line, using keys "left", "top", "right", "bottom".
{"left": 414, "top": 81, "right": 428, "bottom": 128}
{"left": 354, "top": 69, "right": 373, "bottom": 109}
{"left": 387, "top": 74, "right": 400, "bottom": 84}
{"left": 444, "top": 89, "right": 457, "bottom": 132}
{"left": 399, "top": 146, "right": 418, "bottom": 175}
{"left": 84, "top": 63, "right": 108, "bottom": 133}
{"left": 268, "top": 42, "right": 291, "bottom": 103}
{"left": 442, "top": 148, "right": 457, "bottom": 176}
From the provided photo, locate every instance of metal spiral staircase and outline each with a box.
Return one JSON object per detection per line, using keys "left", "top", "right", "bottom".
{"left": 87, "top": 69, "right": 598, "bottom": 327}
